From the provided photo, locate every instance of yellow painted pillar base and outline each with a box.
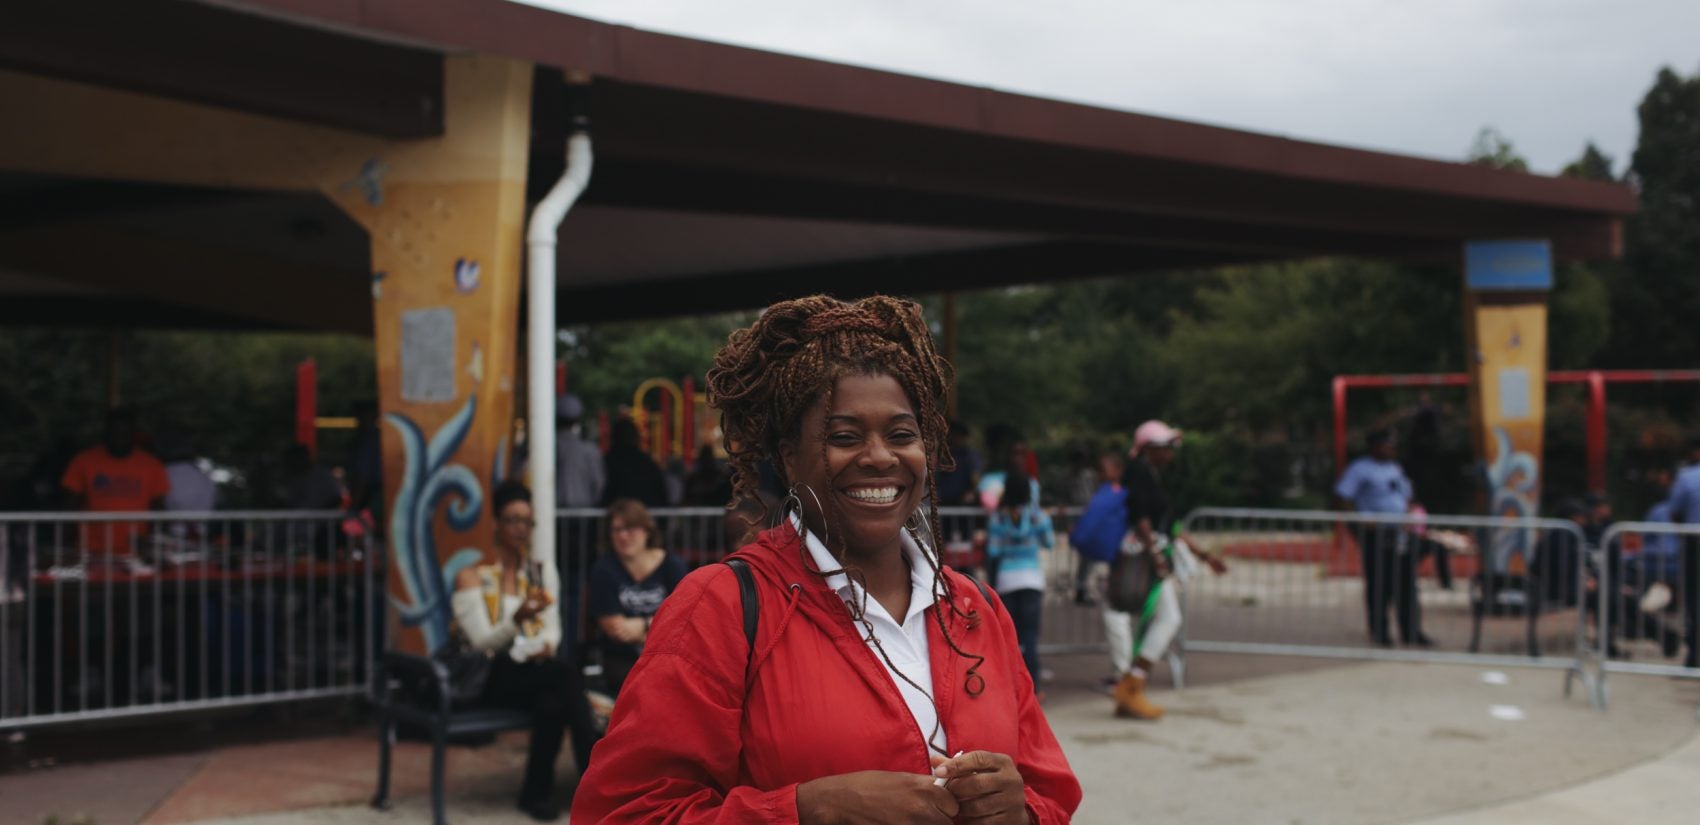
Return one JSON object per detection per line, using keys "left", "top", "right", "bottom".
{"left": 328, "top": 58, "right": 533, "bottom": 654}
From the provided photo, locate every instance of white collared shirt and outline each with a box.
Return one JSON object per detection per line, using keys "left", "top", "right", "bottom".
{"left": 793, "top": 514, "right": 946, "bottom": 755}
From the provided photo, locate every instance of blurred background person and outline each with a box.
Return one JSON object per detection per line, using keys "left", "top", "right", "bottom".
{"left": 450, "top": 481, "right": 598, "bottom": 821}
{"left": 1666, "top": 435, "right": 1700, "bottom": 668}
{"left": 986, "top": 474, "right": 1053, "bottom": 690}
{"left": 554, "top": 393, "right": 605, "bottom": 510}
{"left": 588, "top": 499, "right": 687, "bottom": 695}
{"left": 278, "top": 444, "right": 343, "bottom": 510}
{"left": 61, "top": 407, "right": 169, "bottom": 555}
{"left": 1112, "top": 420, "right": 1228, "bottom": 720}
{"left": 1334, "top": 428, "right": 1428, "bottom": 648}
{"left": 601, "top": 417, "right": 667, "bottom": 507}
{"left": 683, "top": 445, "right": 733, "bottom": 507}
{"left": 934, "top": 420, "right": 982, "bottom": 506}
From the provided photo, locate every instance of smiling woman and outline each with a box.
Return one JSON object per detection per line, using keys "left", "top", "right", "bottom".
{"left": 571, "top": 295, "right": 1080, "bottom": 824}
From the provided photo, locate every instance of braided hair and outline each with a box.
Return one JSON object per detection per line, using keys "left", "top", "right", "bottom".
{"left": 705, "top": 294, "right": 991, "bottom": 735}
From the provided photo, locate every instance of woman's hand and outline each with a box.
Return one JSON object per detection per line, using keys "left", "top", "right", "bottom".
{"left": 796, "top": 770, "right": 959, "bottom": 824}
{"left": 619, "top": 616, "right": 648, "bottom": 644}
{"left": 615, "top": 617, "right": 646, "bottom": 644}
{"left": 597, "top": 615, "right": 649, "bottom": 644}
{"left": 513, "top": 593, "right": 550, "bottom": 625}
{"left": 932, "top": 750, "right": 1028, "bottom": 823}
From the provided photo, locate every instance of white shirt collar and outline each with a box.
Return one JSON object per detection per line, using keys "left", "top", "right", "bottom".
{"left": 790, "top": 512, "right": 939, "bottom": 625}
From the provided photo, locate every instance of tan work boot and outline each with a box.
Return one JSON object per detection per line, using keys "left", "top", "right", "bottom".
{"left": 1112, "top": 673, "right": 1164, "bottom": 720}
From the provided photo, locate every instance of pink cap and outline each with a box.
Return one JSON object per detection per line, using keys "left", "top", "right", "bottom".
{"left": 1132, "top": 420, "right": 1183, "bottom": 454}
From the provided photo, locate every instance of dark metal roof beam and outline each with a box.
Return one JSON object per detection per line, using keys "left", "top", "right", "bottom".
{"left": 0, "top": 221, "right": 371, "bottom": 334}
{"left": 0, "top": 0, "right": 443, "bottom": 138}
{"left": 554, "top": 241, "right": 1279, "bottom": 323}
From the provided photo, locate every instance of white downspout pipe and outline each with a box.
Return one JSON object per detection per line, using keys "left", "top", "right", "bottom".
{"left": 525, "top": 83, "right": 593, "bottom": 566}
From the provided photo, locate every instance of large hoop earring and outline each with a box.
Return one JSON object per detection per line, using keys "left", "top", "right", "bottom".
{"left": 785, "top": 479, "right": 833, "bottom": 551}
{"left": 905, "top": 507, "right": 936, "bottom": 555}
{"left": 793, "top": 482, "right": 830, "bottom": 552}
{"left": 779, "top": 484, "right": 804, "bottom": 527}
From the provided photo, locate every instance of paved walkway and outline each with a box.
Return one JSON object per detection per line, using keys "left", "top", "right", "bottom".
{"left": 3, "top": 654, "right": 1696, "bottom": 825}
{"left": 1056, "top": 659, "right": 1699, "bottom": 825}
{"left": 1407, "top": 730, "right": 1700, "bottom": 824}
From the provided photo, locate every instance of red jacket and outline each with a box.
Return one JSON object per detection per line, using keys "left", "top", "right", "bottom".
{"left": 571, "top": 525, "right": 1081, "bottom": 823}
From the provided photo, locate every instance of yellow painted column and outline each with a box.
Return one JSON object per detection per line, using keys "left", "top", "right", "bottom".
{"left": 1463, "top": 241, "right": 1552, "bottom": 577}
{"left": 0, "top": 57, "right": 536, "bottom": 654}
{"left": 317, "top": 57, "right": 533, "bottom": 654}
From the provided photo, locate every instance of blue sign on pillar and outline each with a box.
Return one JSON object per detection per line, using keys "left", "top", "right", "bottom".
{"left": 1465, "top": 240, "right": 1553, "bottom": 291}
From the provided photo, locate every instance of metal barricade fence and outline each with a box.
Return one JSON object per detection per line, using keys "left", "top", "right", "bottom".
{"left": 1591, "top": 521, "right": 1700, "bottom": 711}
{"left": 0, "top": 503, "right": 1094, "bottom": 730}
{"left": 9, "top": 504, "right": 1621, "bottom": 729}
{"left": 0, "top": 500, "right": 1081, "bottom": 728}
{"left": 1178, "top": 507, "right": 1598, "bottom": 703}
{"left": 0, "top": 511, "right": 380, "bottom": 731}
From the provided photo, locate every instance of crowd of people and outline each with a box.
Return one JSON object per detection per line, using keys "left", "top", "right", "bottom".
{"left": 1564, "top": 435, "right": 1700, "bottom": 668}
{"left": 0, "top": 317, "right": 1240, "bottom": 820}
{"left": 142, "top": 382, "right": 1642, "bottom": 821}
{"left": 551, "top": 396, "right": 736, "bottom": 511}
{"left": 5, "top": 406, "right": 385, "bottom": 551}
{"left": 14, "top": 302, "right": 1700, "bottom": 823}
{"left": 1331, "top": 423, "right": 1700, "bottom": 669}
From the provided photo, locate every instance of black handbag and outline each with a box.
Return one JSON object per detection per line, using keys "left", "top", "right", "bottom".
{"left": 436, "top": 641, "right": 493, "bottom": 706}
{"left": 1107, "top": 548, "right": 1160, "bottom": 614}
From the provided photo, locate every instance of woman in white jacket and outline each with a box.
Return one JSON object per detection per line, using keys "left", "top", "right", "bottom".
{"left": 450, "top": 481, "right": 599, "bottom": 821}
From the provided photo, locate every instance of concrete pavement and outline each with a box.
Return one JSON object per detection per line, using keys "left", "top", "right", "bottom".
{"left": 1406, "top": 728, "right": 1700, "bottom": 824}
{"left": 1054, "top": 658, "right": 1699, "bottom": 825}
{"left": 5, "top": 653, "right": 1696, "bottom": 825}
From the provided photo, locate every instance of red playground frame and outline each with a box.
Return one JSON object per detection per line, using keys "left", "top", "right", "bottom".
{"left": 1332, "top": 370, "right": 1700, "bottom": 491}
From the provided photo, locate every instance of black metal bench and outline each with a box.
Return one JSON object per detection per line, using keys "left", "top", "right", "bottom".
{"left": 370, "top": 651, "right": 533, "bottom": 825}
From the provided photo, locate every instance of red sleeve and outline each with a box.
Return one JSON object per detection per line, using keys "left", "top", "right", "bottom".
{"left": 60, "top": 451, "right": 89, "bottom": 495}
{"left": 982, "top": 584, "right": 1083, "bottom": 824}
{"left": 571, "top": 564, "right": 800, "bottom": 825}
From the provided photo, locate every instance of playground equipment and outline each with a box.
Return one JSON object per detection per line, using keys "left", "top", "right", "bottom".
{"left": 629, "top": 376, "right": 718, "bottom": 468}
{"left": 1333, "top": 369, "right": 1700, "bottom": 493}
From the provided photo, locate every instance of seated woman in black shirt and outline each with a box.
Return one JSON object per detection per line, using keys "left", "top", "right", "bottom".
{"left": 589, "top": 498, "right": 688, "bottom": 693}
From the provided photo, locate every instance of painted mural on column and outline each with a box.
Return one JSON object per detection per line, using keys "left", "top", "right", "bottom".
{"left": 1464, "top": 241, "right": 1552, "bottom": 577}
{"left": 1474, "top": 304, "right": 1548, "bottom": 572}
{"left": 385, "top": 396, "right": 486, "bottom": 653}
{"left": 328, "top": 58, "right": 534, "bottom": 655}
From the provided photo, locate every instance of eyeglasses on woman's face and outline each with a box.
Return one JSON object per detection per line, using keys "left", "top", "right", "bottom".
{"left": 611, "top": 522, "right": 646, "bottom": 535}
{"left": 499, "top": 515, "right": 536, "bottom": 528}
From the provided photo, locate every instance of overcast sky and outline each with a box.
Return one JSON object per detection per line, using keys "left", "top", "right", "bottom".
{"left": 516, "top": 0, "right": 1699, "bottom": 175}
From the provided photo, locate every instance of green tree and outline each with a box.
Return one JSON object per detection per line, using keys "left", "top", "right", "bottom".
{"left": 948, "top": 286, "right": 1091, "bottom": 443}
{"left": 1466, "top": 126, "right": 1531, "bottom": 172}
{"left": 1548, "top": 263, "right": 1611, "bottom": 368}
{"left": 1603, "top": 66, "right": 1700, "bottom": 370}
{"left": 1164, "top": 258, "right": 1463, "bottom": 432}
{"left": 0, "top": 329, "right": 374, "bottom": 506}
{"left": 559, "top": 312, "right": 753, "bottom": 416}
{"left": 1560, "top": 142, "right": 1616, "bottom": 181}
{"left": 942, "top": 272, "right": 1208, "bottom": 444}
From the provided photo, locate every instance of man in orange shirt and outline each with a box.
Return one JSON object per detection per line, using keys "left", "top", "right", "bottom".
{"left": 61, "top": 409, "right": 170, "bottom": 554}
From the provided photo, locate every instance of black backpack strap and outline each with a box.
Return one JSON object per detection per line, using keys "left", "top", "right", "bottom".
{"left": 968, "top": 574, "right": 994, "bottom": 609}
{"left": 724, "top": 558, "right": 759, "bottom": 671}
